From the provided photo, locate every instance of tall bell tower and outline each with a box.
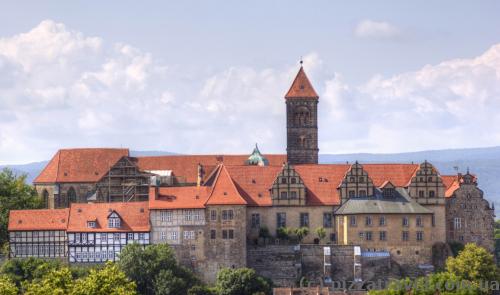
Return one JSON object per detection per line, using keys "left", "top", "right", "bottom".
{"left": 285, "top": 63, "right": 319, "bottom": 164}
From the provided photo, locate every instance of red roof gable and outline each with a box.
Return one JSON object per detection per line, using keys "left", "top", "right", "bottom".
{"left": 226, "top": 165, "right": 283, "bottom": 206}
{"left": 34, "top": 148, "right": 129, "bottom": 183}
{"left": 149, "top": 186, "right": 211, "bottom": 209}
{"left": 206, "top": 165, "right": 247, "bottom": 206}
{"left": 67, "top": 202, "right": 149, "bottom": 232}
{"left": 295, "top": 164, "right": 351, "bottom": 206}
{"left": 136, "top": 154, "right": 286, "bottom": 183}
{"left": 9, "top": 209, "right": 69, "bottom": 231}
{"left": 285, "top": 67, "right": 319, "bottom": 99}
{"left": 363, "top": 164, "right": 419, "bottom": 187}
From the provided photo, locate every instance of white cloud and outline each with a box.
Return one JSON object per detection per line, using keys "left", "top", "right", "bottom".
{"left": 354, "top": 19, "right": 401, "bottom": 39}
{"left": 0, "top": 20, "right": 500, "bottom": 164}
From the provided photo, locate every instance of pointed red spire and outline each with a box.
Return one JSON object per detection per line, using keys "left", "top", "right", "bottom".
{"left": 205, "top": 165, "right": 247, "bottom": 205}
{"left": 285, "top": 66, "right": 319, "bottom": 99}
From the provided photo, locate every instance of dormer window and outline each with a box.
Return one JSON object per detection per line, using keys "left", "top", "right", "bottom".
{"left": 383, "top": 188, "right": 394, "bottom": 197}
{"left": 87, "top": 221, "right": 96, "bottom": 228}
{"left": 108, "top": 211, "right": 121, "bottom": 228}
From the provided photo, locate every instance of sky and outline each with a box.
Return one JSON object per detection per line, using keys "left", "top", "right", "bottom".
{"left": 0, "top": 1, "right": 500, "bottom": 164}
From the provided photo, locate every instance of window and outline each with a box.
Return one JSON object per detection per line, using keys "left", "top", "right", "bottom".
{"left": 210, "top": 210, "right": 217, "bottom": 221}
{"left": 185, "top": 210, "right": 193, "bottom": 221}
{"left": 160, "top": 210, "right": 172, "bottom": 222}
{"left": 358, "top": 232, "right": 364, "bottom": 239}
{"left": 183, "top": 231, "right": 195, "bottom": 240}
{"left": 416, "top": 216, "right": 423, "bottom": 227}
{"left": 350, "top": 177, "right": 355, "bottom": 182}
{"left": 291, "top": 178, "right": 297, "bottom": 184}
{"left": 359, "top": 177, "right": 365, "bottom": 183}
{"left": 76, "top": 234, "right": 81, "bottom": 244}
{"left": 350, "top": 216, "right": 356, "bottom": 226}
{"left": 383, "top": 188, "right": 394, "bottom": 197}
{"left": 429, "top": 190, "right": 435, "bottom": 198}
{"left": 416, "top": 231, "right": 424, "bottom": 241}
{"left": 228, "top": 229, "right": 234, "bottom": 239}
{"left": 379, "top": 231, "right": 387, "bottom": 241}
{"left": 222, "top": 230, "right": 228, "bottom": 239}
{"left": 365, "top": 231, "right": 372, "bottom": 241}
{"left": 454, "top": 218, "right": 462, "bottom": 230}
{"left": 81, "top": 233, "right": 87, "bottom": 243}
{"left": 432, "top": 215, "right": 435, "bottom": 227}
{"left": 365, "top": 216, "right": 372, "bottom": 226}
{"left": 160, "top": 232, "right": 166, "bottom": 240}
{"left": 222, "top": 210, "right": 234, "bottom": 220}
{"left": 167, "top": 231, "right": 178, "bottom": 240}
{"left": 348, "top": 190, "right": 355, "bottom": 198}
{"left": 210, "top": 230, "right": 216, "bottom": 239}
{"left": 402, "top": 231, "right": 409, "bottom": 241}
{"left": 108, "top": 217, "right": 121, "bottom": 228}
{"left": 193, "top": 210, "right": 201, "bottom": 221}
{"left": 379, "top": 216, "right": 386, "bottom": 226}
{"left": 127, "top": 233, "right": 133, "bottom": 240}
{"left": 359, "top": 190, "right": 367, "bottom": 197}
{"left": 280, "top": 191, "right": 288, "bottom": 199}
{"left": 113, "top": 233, "right": 120, "bottom": 242}
{"left": 281, "top": 178, "right": 287, "bottom": 184}
{"left": 330, "top": 233, "right": 337, "bottom": 242}
{"left": 101, "top": 233, "right": 107, "bottom": 240}
{"left": 251, "top": 213, "right": 260, "bottom": 228}
{"left": 277, "top": 213, "right": 286, "bottom": 228}
{"left": 139, "top": 233, "right": 145, "bottom": 240}
{"left": 222, "top": 230, "right": 234, "bottom": 239}
{"left": 427, "top": 177, "right": 433, "bottom": 182}
{"left": 323, "top": 213, "right": 333, "bottom": 228}
{"left": 402, "top": 217, "right": 409, "bottom": 227}
{"left": 418, "top": 191, "right": 425, "bottom": 198}
{"left": 300, "top": 213, "right": 309, "bottom": 227}
{"left": 87, "top": 221, "right": 96, "bottom": 228}
{"left": 290, "top": 191, "right": 297, "bottom": 199}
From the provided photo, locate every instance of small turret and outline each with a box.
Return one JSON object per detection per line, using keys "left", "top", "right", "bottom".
{"left": 245, "top": 144, "right": 269, "bottom": 166}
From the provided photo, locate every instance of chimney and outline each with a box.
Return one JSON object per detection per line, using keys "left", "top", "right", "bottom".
{"left": 197, "top": 163, "right": 204, "bottom": 187}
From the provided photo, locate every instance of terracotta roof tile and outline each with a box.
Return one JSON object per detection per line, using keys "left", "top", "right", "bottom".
{"left": 225, "top": 165, "right": 283, "bottom": 206}
{"left": 363, "top": 164, "right": 419, "bottom": 187}
{"left": 8, "top": 209, "right": 69, "bottom": 231}
{"left": 34, "top": 148, "right": 129, "bottom": 183}
{"left": 206, "top": 165, "right": 247, "bottom": 205}
{"left": 442, "top": 175, "right": 460, "bottom": 198}
{"left": 135, "top": 154, "right": 286, "bottom": 183}
{"left": 149, "top": 186, "right": 211, "bottom": 209}
{"left": 295, "top": 164, "right": 351, "bottom": 206}
{"left": 285, "top": 67, "right": 319, "bottom": 99}
{"left": 67, "top": 202, "right": 149, "bottom": 232}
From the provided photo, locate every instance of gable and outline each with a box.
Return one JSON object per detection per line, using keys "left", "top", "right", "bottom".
{"left": 205, "top": 165, "right": 247, "bottom": 206}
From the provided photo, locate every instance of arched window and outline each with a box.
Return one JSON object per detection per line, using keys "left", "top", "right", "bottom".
{"left": 67, "top": 187, "right": 77, "bottom": 205}
{"left": 42, "top": 189, "right": 49, "bottom": 208}
{"left": 294, "top": 106, "right": 311, "bottom": 126}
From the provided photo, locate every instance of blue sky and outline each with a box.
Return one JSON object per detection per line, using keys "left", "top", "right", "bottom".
{"left": 0, "top": 1, "right": 500, "bottom": 164}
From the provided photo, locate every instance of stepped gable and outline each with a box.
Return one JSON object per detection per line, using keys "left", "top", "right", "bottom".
{"left": 149, "top": 186, "right": 211, "bottom": 209}
{"left": 225, "top": 165, "right": 283, "bottom": 206}
{"left": 8, "top": 209, "right": 69, "bottom": 231}
{"left": 135, "top": 154, "right": 286, "bottom": 183}
{"left": 67, "top": 202, "right": 149, "bottom": 232}
{"left": 34, "top": 148, "right": 129, "bottom": 183}
{"left": 363, "top": 164, "right": 420, "bottom": 187}
{"left": 205, "top": 165, "right": 247, "bottom": 205}
{"left": 294, "top": 164, "right": 351, "bottom": 205}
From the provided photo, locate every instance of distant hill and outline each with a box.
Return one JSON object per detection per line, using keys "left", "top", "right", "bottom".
{"left": 2, "top": 147, "right": 498, "bottom": 214}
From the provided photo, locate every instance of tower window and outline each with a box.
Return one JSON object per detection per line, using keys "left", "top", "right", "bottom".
{"left": 291, "top": 178, "right": 297, "bottom": 184}
{"left": 429, "top": 190, "right": 435, "bottom": 198}
{"left": 281, "top": 178, "right": 287, "bottom": 184}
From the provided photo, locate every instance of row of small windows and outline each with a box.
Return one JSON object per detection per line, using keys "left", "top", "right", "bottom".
{"left": 74, "top": 250, "right": 116, "bottom": 261}
{"left": 274, "top": 212, "right": 333, "bottom": 229}
{"left": 160, "top": 210, "right": 203, "bottom": 222}
{"left": 280, "top": 177, "right": 298, "bottom": 184}
{"left": 12, "top": 244, "right": 65, "bottom": 257}
{"left": 418, "top": 190, "right": 436, "bottom": 198}
{"left": 350, "top": 216, "right": 427, "bottom": 227}
{"left": 349, "top": 176, "right": 366, "bottom": 183}
{"left": 358, "top": 231, "right": 424, "bottom": 241}
{"left": 69, "top": 232, "right": 147, "bottom": 244}
{"left": 210, "top": 229, "right": 234, "bottom": 240}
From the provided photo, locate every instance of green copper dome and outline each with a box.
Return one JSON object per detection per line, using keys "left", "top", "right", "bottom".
{"left": 245, "top": 144, "right": 269, "bottom": 166}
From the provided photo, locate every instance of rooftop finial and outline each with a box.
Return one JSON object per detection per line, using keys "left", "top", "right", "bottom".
{"left": 300, "top": 56, "right": 303, "bottom": 66}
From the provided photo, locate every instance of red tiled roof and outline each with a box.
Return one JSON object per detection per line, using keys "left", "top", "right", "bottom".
{"left": 8, "top": 209, "right": 69, "bottom": 231}
{"left": 363, "top": 164, "right": 419, "bottom": 187}
{"left": 295, "top": 164, "right": 351, "bottom": 206}
{"left": 206, "top": 165, "right": 247, "bottom": 205}
{"left": 67, "top": 202, "right": 149, "bottom": 232}
{"left": 226, "top": 165, "right": 283, "bottom": 206}
{"left": 135, "top": 154, "right": 286, "bottom": 183}
{"left": 285, "top": 67, "right": 319, "bottom": 99}
{"left": 34, "top": 148, "right": 129, "bottom": 183}
{"left": 149, "top": 186, "right": 211, "bottom": 209}
{"left": 442, "top": 175, "right": 460, "bottom": 198}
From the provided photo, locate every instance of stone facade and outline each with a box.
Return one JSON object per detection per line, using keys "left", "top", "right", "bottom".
{"left": 286, "top": 99, "right": 319, "bottom": 165}
{"left": 446, "top": 173, "right": 495, "bottom": 252}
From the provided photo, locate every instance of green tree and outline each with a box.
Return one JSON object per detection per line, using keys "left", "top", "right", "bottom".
{"left": 294, "top": 227, "right": 309, "bottom": 243}
{"left": 118, "top": 243, "right": 198, "bottom": 295}
{"left": 0, "top": 168, "right": 42, "bottom": 246}
{"left": 24, "top": 267, "right": 73, "bottom": 295}
{"left": 0, "top": 275, "right": 17, "bottom": 295}
{"left": 0, "top": 257, "right": 61, "bottom": 288}
{"left": 187, "top": 285, "right": 217, "bottom": 295}
{"left": 215, "top": 268, "right": 272, "bottom": 295}
{"left": 153, "top": 269, "right": 188, "bottom": 295}
{"left": 276, "top": 227, "right": 292, "bottom": 240}
{"left": 446, "top": 243, "right": 497, "bottom": 282}
{"left": 71, "top": 262, "right": 136, "bottom": 295}
{"left": 315, "top": 227, "right": 326, "bottom": 242}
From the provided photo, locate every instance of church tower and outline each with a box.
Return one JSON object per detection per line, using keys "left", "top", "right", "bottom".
{"left": 285, "top": 64, "right": 319, "bottom": 164}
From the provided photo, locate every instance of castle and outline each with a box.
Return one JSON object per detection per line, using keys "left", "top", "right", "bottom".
{"left": 8, "top": 65, "right": 495, "bottom": 284}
